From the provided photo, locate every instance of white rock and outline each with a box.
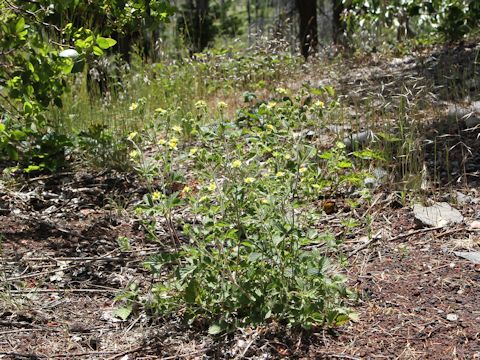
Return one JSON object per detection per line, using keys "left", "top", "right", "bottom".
{"left": 413, "top": 202, "right": 463, "bottom": 228}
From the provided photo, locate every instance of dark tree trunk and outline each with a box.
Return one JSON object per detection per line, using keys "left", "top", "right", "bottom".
{"left": 332, "top": 0, "right": 345, "bottom": 45}
{"left": 195, "top": 0, "right": 209, "bottom": 51}
{"left": 247, "top": 0, "right": 252, "bottom": 44}
{"left": 295, "top": 0, "right": 317, "bottom": 59}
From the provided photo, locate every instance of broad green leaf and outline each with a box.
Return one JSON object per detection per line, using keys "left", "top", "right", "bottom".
{"left": 114, "top": 305, "right": 133, "bottom": 321}
{"left": 93, "top": 46, "right": 103, "bottom": 56}
{"left": 208, "top": 324, "right": 222, "bottom": 335}
{"left": 15, "top": 18, "right": 25, "bottom": 34}
{"left": 96, "top": 36, "right": 117, "bottom": 49}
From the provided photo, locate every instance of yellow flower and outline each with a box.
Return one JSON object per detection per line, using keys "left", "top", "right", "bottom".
{"left": 314, "top": 100, "right": 325, "bottom": 109}
{"left": 172, "top": 125, "right": 182, "bottom": 133}
{"left": 158, "top": 138, "right": 166, "bottom": 145}
{"left": 155, "top": 107, "right": 168, "bottom": 116}
{"left": 231, "top": 160, "right": 242, "bottom": 168}
{"left": 189, "top": 148, "right": 198, "bottom": 156}
{"left": 276, "top": 87, "right": 288, "bottom": 95}
{"left": 129, "top": 102, "right": 139, "bottom": 111}
{"left": 207, "top": 182, "right": 217, "bottom": 192}
{"left": 284, "top": 154, "right": 291, "bottom": 160}
{"left": 244, "top": 177, "right": 255, "bottom": 184}
{"left": 261, "top": 198, "right": 269, "bottom": 204}
{"left": 152, "top": 191, "right": 162, "bottom": 201}
{"left": 265, "top": 124, "right": 275, "bottom": 131}
{"left": 182, "top": 186, "right": 192, "bottom": 194}
{"left": 299, "top": 166, "right": 307, "bottom": 174}
{"left": 129, "top": 150, "right": 140, "bottom": 159}
{"left": 195, "top": 100, "right": 207, "bottom": 110}
{"left": 168, "top": 137, "right": 178, "bottom": 150}
{"left": 127, "top": 131, "right": 138, "bottom": 141}
{"left": 217, "top": 101, "right": 228, "bottom": 110}
{"left": 275, "top": 171, "right": 285, "bottom": 178}
{"left": 266, "top": 101, "right": 277, "bottom": 109}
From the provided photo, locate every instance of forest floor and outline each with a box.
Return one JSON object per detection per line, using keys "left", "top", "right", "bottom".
{"left": 1, "top": 43, "right": 480, "bottom": 359}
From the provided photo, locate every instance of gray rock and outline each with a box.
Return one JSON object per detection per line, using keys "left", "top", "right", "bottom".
{"left": 413, "top": 202, "right": 463, "bottom": 228}
{"left": 447, "top": 103, "right": 480, "bottom": 127}
{"left": 454, "top": 251, "right": 480, "bottom": 264}
{"left": 326, "top": 124, "right": 352, "bottom": 134}
{"left": 364, "top": 167, "right": 389, "bottom": 189}
{"left": 343, "top": 130, "right": 376, "bottom": 150}
{"left": 453, "top": 191, "right": 473, "bottom": 205}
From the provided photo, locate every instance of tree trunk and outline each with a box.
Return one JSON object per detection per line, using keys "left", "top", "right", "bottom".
{"left": 195, "top": 0, "right": 209, "bottom": 52}
{"left": 296, "top": 0, "right": 317, "bottom": 59}
{"left": 332, "top": 0, "right": 344, "bottom": 45}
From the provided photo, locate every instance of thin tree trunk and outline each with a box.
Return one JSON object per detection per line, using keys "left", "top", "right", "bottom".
{"left": 332, "top": 0, "right": 344, "bottom": 45}
{"left": 247, "top": 0, "right": 252, "bottom": 45}
{"left": 295, "top": 0, "right": 317, "bottom": 59}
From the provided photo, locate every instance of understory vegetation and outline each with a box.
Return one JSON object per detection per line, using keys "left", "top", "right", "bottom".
{"left": 1, "top": 0, "right": 480, "bottom": 348}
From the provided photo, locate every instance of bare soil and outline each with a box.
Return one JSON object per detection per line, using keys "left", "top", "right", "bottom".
{"left": 1, "top": 44, "right": 480, "bottom": 359}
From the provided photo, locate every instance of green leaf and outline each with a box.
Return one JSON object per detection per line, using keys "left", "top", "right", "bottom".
{"left": 60, "top": 58, "right": 74, "bottom": 74}
{"left": 348, "top": 312, "right": 360, "bottom": 322}
{"left": 15, "top": 18, "right": 25, "bottom": 34}
{"left": 0, "top": 123, "right": 5, "bottom": 132}
{"left": 208, "top": 324, "right": 222, "bottom": 335}
{"left": 23, "top": 101, "right": 33, "bottom": 114}
{"left": 93, "top": 46, "right": 104, "bottom": 56}
{"left": 96, "top": 36, "right": 117, "bottom": 49}
{"left": 114, "top": 305, "right": 133, "bottom": 321}
{"left": 24, "top": 165, "right": 42, "bottom": 173}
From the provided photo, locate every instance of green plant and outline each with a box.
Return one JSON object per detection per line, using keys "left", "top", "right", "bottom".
{"left": 133, "top": 90, "right": 368, "bottom": 333}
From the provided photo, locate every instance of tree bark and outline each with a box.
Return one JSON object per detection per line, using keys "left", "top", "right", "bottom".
{"left": 295, "top": 0, "right": 317, "bottom": 59}
{"left": 332, "top": 0, "right": 345, "bottom": 45}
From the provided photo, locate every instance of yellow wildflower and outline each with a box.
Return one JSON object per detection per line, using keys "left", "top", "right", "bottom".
{"left": 207, "top": 182, "right": 217, "bottom": 192}
{"left": 168, "top": 137, "right": 178, "bottom": 150}
{"left": 129, "top": 150, "right": 140, "bottom": 159}
{"left": 244, "top": 177, "right": 255, "bottom": 184}
{"left": 152, "top": 191, "right": 162, "bottom": 201}
{"left": 231, "top": 160, "right": 242, "bottom": 168}
{"left": 129, "top": 102, "right": 139, "bottom": 111}
{"left": 217, "top": 101, "right": 228, "bottom": 110}
{"left": 172, "top": 125, "right": 182, "bottom": 133}
{"left": 127, "top": 131, "right": 138, "bottom": 141}
{"left": 275, "top": 171, "right": 285, "bottom": 178}
{"left": 299, "top": 166, "right": 307, "bottom": 174}
{"left": 189, "top": 148, "right": 198, "bottom": 156}
{"left": 155, "top": 107, "right": 168, "bottom": 116}
{"left": 195, "top": 100, "right": 207, "bottom": 110}
{"left": 266, "top": 101, "right": 277, "bottom": 109}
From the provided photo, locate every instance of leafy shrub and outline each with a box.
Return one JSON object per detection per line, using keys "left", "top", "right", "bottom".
{"left": 135, "top": 90, "right": 364, "bottom": 333}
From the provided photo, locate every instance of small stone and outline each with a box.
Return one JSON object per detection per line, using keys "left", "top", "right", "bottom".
{"left": 469, "top": 220, "right": 480, "bottom": 229}
{"left": 453, "top": 191, "right": 473, "bottom": 205}
{"left": 446, "top": 313, "right": 458, "bottom": 322}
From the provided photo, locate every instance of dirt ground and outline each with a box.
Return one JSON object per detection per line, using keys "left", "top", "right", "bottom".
{"left": 1, "top": 44, "right": 480, "bottom": 359}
